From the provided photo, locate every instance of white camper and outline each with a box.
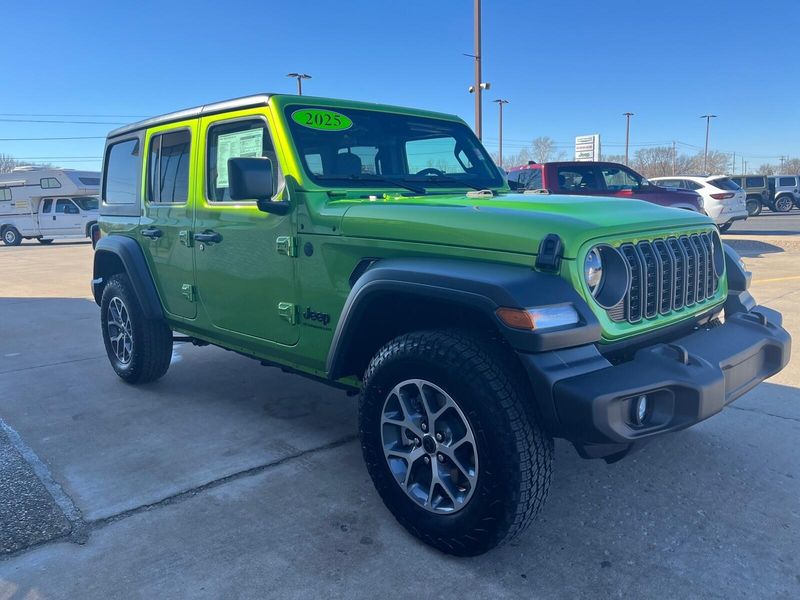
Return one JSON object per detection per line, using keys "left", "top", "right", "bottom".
{"left": 0, "top": 167, "right": 100, "bottom": 245}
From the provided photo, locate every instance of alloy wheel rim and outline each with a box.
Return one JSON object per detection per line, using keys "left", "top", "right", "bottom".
{"left": 380, "top": 379, "right": 478, "bottom": 514}
{"left": 4, "top": 231, "right": 14, "bottom": 243}
{"left": 776, "top": 197, "right": 793, "bottom": 211}
{"left": 107, "top": 297, "right": 133, "bottom": 365}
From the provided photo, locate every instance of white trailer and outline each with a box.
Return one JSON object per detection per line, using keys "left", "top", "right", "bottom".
{"left": 0, "top": 167, "right": 100, "bottom": 245}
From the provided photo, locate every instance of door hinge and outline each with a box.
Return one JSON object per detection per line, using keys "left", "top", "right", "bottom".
{"left": 181, "top": 284, "right": 195, "bottom": 302}
{"left": 276, "top": 235, "right": 297, "bottom": 257}
{"left": 277, "top": 302, "right": 298, "bottom": 325}
{"left": 179, "top": 230, "right": 193, "bottom": 247}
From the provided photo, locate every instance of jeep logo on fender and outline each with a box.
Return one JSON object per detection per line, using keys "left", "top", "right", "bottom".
{"left": 303, "top": 307, "right": 330, "bottom": 327}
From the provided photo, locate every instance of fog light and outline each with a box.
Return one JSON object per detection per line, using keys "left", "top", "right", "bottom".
{"left": 632, "top": 395, "right": 649, "bottom": 426}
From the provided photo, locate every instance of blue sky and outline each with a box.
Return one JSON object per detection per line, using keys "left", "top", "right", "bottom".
{"left": 2, "top": 0, "right": 797, "bottom": 172}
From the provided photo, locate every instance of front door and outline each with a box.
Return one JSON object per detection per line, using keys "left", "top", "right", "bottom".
{"left": 39, "top": 198, "right": 81, "bottom": 235}
{"left": 193, "top": 111, "right": 298, "bottom": 346}
{"left": 138, "top": 124, "right": 196, "bottom": 319}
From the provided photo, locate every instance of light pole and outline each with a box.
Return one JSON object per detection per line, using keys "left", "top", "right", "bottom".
{"left": 700, "top": 114, "right": 717, "bottom": 173}
{"left": 493, "top": 99, "right": 509, "bottom": 168}
{"left": 286, "top": 73, "right": 311, "bottom": 95}
{"left": 623, "top": 112, "right": 634, "bottom": 166}
{"left": 465, "top": 0, "right": 490, "bottom": 139}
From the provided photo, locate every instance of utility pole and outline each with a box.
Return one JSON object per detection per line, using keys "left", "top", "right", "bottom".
{"left": 700, "top": 114, "right": 717, "bottom": 174}
{"left": 472, "top": 0, "right": 485, "bottom": 139}
{"left": 780, "top": 156, "right": 786, "bottom": 172}
{"left": 493, "top": 99, "right": 509, "bottom": 168}
{"left": 671, "top": 141, "right": 676, "bottom": 175}
{"left": 286, "top": 73, "right": 311, "bottom": 95}
{"left": 623, "top": 112, "right": 634, "bottom": 166}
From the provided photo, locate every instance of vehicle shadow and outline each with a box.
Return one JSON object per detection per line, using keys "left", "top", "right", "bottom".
{"left": 723, "top": 238, "right": 785, "bottom": 257}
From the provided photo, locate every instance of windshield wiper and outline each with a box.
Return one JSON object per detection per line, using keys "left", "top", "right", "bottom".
{"left": 416, "top": 174, "right": 487, "bottom": 192}
{"left": 316, "top": 174, "right": 426, "bottom": 195}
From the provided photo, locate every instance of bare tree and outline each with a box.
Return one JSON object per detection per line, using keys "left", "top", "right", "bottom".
{"left": 0, "top": 153, "right": 19, "bottom": 174}
{"left": 757, "top": 163, "right": 775, "bottom": 175}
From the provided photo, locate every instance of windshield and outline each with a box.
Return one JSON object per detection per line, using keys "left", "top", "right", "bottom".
{"left": 72, "top": 196, "right": 99, "bottom": 211}
{"left": 284, "top": 105, "right": 504, "bottom": 192}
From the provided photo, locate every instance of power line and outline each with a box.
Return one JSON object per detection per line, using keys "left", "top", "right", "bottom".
{"left": 0, "top": 113, "right": 147, "bottom": 118}
{"left": 0, "top": 118, "right": 125, "bottom": 125}
{"left": 0, "top": 136, "right": 105, "bottom": 141}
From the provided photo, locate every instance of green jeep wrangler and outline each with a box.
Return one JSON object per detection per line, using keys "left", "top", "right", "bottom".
{"left": 93, "top": 94, "right": 790, "bottom": 556}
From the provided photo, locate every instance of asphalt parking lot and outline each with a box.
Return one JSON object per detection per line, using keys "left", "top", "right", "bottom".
{"left": 0, "top": 234, "right": 798, "bottom": 599}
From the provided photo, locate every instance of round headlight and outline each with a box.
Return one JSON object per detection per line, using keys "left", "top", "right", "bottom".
{"left": 584, "top": 248, "right": 603, "bottom": 295}
{"left": 584, "top": 245, "right": 630, "bottom": 309}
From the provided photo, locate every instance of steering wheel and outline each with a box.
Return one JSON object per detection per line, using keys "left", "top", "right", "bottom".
{"left": 415, "top": 167, "right": 445, "bottom": 177}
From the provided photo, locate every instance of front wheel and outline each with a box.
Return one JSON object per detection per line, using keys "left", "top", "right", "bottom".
{"left": 2, "top": 227, "right": 22, "bottom": 246}
{"left": 774, "top": 195, "right": 794, "bottom": 213}
{"left": 746, "top": 198, "right": 762, "bottom": 217}
{"left": 100, "top": 273, "right": 173, "bottom": 384}
{"left": 359, "top": 330, "right": 553, "bottom": 556}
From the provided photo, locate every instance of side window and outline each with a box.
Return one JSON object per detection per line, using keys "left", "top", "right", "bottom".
{"left": 730, "top": 178, "right": 742, "bottom": 187}
{"left": 746, "top": 177, "right": 765, "bottom": 187}
{"left": 42, "top": 199, "right": 53, "bottom": 213}
{"left": 56, "top": 199, "right": 78, "bottom": 214}
{"left": 0, "top": 188, "right": 11, "bottom": 201}
{"left": 779, "top": 177, "right": 795, "bottom": 187}
{"left": 599, "top": 166, "right": 642, "bottom": 191}
{"left": 206, "top": 119, "right": 279, "bottom": 202}
{"left": 522, "top": 169, "right": 543, "bottom": 190}
{"left": 147, "top": 130, "right": 191, "bottom": 204}
{"left": 103, "top": 138, "right": 141, "bottom": 204}
{"left": 557, "top": 166, "right": 600, "bottom": 191}
{"left": 685, "top": 180, "right": 703, "bottom": 190}
{"left": 41, "top": 177, "right": 61, "bottom": 189}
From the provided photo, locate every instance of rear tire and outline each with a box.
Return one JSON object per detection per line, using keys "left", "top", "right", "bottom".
{"left": 37, "top": 238, "right": 54, "bottom": 245}
{"left": 746, "top": 197, "right": 762, "bottom": 217}
{"left": 359, "top": 329, "right": 553, "bottom": 556}
{"left": 2, "top": 227, "right": 22, "bottom": 246}
{"left": 774, "top": 195, "right": 794, "bottom": 213}
{"left": 100, "top": 273, "right": 173, "bottom": 384}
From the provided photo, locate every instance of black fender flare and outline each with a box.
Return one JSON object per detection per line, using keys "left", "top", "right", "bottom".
{"left": 326, "top": 258, "right": 601, "bottom": 380}
{"left": 93, "top": 235, "right": 164, "bottom": 320}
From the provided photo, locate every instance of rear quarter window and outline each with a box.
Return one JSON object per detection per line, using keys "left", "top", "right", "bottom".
{"left": 778, "top": 177, "right": 796, "bottom": 187}
{"left": 708, "top": 177, "right": 740, "bottom": 191}
{"left": 101, "top": 135, "right": 144, "bottom": 216}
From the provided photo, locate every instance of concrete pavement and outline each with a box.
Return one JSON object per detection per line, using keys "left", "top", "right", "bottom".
{"left": 0, "top": 241, "right": 798, "bottom": 599}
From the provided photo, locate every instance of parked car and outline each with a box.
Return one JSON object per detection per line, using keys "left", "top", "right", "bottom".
{"left": 0, "top": 167, "right": 100, "bottom": 245}
{"left": 768, "top": 175, "right": 799, "bottom": 212}
{"left": 507, "top": 161, "right": 704, "bottom": 213}
{"left": 649, "top": 175, "right": 747, "bottom": 232}
{"left": 729, "top": 175, "right": 771, "bottom": 216}
{"left": 92, "top": 93, "right": 789, "bottom": 556}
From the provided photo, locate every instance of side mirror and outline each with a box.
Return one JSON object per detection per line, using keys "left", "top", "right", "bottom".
{"left": 228, "top": 157, "right": 290, "bottom": 215}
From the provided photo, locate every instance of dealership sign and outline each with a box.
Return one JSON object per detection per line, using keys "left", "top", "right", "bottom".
{"left": 575, "top": 134, "right": 601, "bottom": 162}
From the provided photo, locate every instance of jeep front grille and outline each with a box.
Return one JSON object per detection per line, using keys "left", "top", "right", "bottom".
{"left": 611, "top": 232, "right": 720, "bottom": 324}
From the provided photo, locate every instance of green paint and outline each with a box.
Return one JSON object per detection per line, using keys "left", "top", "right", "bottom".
{"left": 100, "top": 94, "right": 726, "bottom": 385}
{"left": 291, "top": 108, "right": 352, "bottom": 131}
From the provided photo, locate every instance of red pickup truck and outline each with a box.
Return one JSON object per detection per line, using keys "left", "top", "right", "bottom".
{"left": 506, "top": 161, "right": 705, "bottom": 213}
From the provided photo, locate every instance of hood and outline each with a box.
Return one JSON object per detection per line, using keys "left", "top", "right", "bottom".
{"left": 339, "top": 192, "right": 713, "bottom": 259}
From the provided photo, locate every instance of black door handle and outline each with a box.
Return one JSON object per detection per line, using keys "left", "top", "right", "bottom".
{"left": 141, "top": 227, "right": 163, "bottom": 239}
{"left": 194, "top": 230, "right": 222, "bottom": 244}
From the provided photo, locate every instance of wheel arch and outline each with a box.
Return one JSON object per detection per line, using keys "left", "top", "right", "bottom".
{"left": 326, "top": 258, "right": 601, "bottom": 381}
{"left": 93, "top": 235, "right": 164, "bottom": 320}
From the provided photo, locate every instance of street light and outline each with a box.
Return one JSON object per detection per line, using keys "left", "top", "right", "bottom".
{"left": 623, "top": 112, "right": 634, "bottom": 166}
{"left": 286, "top": 73, "right": 312, "bottom": 95}
{"left": 465, "top": 0, "right": 489, "bottom": 140}
{"left": 493, "top": 99, "right": 509, "bottom": 168}
{"left": 700, "top": 114, "right": 717, "bottom": 174}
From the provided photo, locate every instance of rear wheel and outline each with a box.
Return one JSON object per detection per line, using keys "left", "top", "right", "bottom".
{"left": 774, "top": 195, "right": 794, "bottom": 213}
{"left": 746, "top": 197, "right": 762, "bottom": 216}
{"left": 100, "top": 273, "right": 173, "bottom": 384}
{"left": 2, "top": 227, "right": 22, "bottom": 246}
{"left": 359, "top": 329, "right": 553, "bottom": 556}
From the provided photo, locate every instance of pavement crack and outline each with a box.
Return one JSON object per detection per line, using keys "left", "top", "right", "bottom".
{"left": 730, "top": 405, "right": 800, "bottom": 424}
{"left": 87, "top": 434, "right": 359, "bottom": 531}
{"left": 0, "top": 355, "right": 104, "bottom": 375}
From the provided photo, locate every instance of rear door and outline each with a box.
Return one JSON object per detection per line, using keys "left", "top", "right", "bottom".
{"left": 193, "top": 110, "right": 298, "bottom": 346}
{"left": 138, "top": 123, "right": 197, "bottom": 319}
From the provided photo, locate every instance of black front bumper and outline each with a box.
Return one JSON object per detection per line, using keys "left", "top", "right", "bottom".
{"left": 520, "top": 305, "right": 791, "bottom": 459}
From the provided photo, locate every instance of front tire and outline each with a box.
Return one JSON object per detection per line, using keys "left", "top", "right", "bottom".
{"left": 2, "top": 227, "right": 22, "bottom": 246}
{"left": 100, "top": 273, "right": 173, "bottom": 384}
{"left": 359, "top": 330, "right": 553, "bottom": 556}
